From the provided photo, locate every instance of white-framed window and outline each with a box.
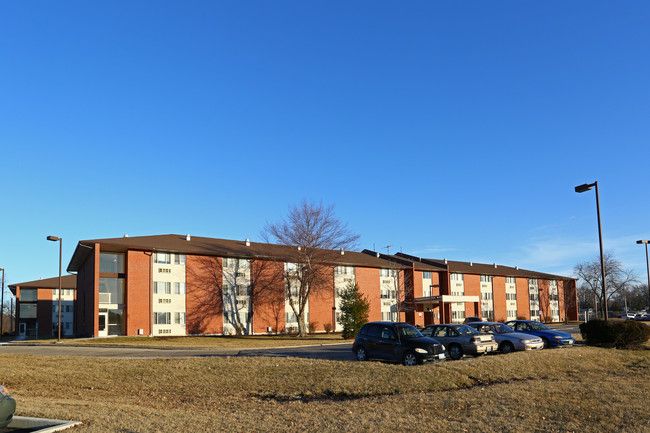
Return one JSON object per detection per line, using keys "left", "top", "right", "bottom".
{"left": 506, "top": 293, "right": 517, "bottom": 301}
{"left": 480, "top": 275, "right": 492, "bottom": 283}
{"left": 506, "top": 276, "right": 516, "bottom": 284}
{"left": 154, "top": 312, "right": 171, "bottom": 325}
{"left": 481, "top": 292, "right": 492, "bottom": 300}
{"left": 174, "top": 282, "right": 186, "bottom": 295}
{"left": 154, "top": 281, "right": 172, "bottom": 295}
{"left": 174, "top": 254, "right": 186, "bottom": 265}
{"left": 335, "top": 266, "right": 355, "bottom": 275}
{"left": 450, "top": 273, "right": 463, "bottom": 281}
{"left": 154, "top": 253, "right": 171, "bottom": 264}
{"left": 423, "top": 271, "right": 432, "bottom": 279}
{"left": 285, "top": 312, "right": 297, "bottom": 323}
{"left": 380, "top": 269, "right": 396, "bottom": 277}
{"left": 174, "top": 312, "right": 186, "bottom": 325}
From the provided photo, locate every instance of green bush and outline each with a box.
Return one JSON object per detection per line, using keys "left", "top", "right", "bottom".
{"left": 580, "top": 319, "right": 650, "bottom": 349}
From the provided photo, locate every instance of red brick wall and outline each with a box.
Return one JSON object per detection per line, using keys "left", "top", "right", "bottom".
{"left": 560, "top": 279, "right": 579, "bottom": 321}
{"left": 464, "top": 274, "right": 481, "bottom": 318}
{"left": 308, "top": 266, "right": 335, "bottom": 332}
{"left": 75, "top": 244, "right": 99, "bottom": 337}
{"left": 252, "top": 260, "right": 285, "bottom": 334}
{"left": 538, "top": 279, "right": 550, "bottom": 322}
{"left": 412, "top": 270, "right": 424, "bottom": 327}
{"left": 186, "top": 255, "right": 223, "bottom": 335}
{"left": 126, "top": 251, "right": 151, "bottom": 336}
{"left": 37, "top": 288, "right": 53, "bottom": 338}
{"left": 515, "top": 277, "right": 530, "bottom": 320}
{"left": 492, "top": 277, "right": 507, "bottom": 322}
{"left": 356, "top": 267, "right": 381, "bottom": 322}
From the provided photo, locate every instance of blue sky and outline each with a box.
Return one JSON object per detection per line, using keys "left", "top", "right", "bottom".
{"left": 1, "top": 1, "right": 649, "bottom": 289}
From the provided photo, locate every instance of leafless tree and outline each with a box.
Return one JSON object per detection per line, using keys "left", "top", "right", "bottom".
{"left": 262, "top": 200, "right": 360, "bottom": 337}
{"left": 574, "top": 252, "right": 638, "bottom": 317}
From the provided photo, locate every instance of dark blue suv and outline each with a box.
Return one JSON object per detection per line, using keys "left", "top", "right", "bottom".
{"left": 352, "top": 321, "right": 446, "bottom": 365}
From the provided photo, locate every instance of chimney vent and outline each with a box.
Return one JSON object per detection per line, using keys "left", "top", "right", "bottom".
{"left": 376, "top": 252, "right": 380, "bottom": 258}
{"left": 493, "top": 263, "right": 497, "bottom": 268}
{"left": 124, "top": 234, "right": 129, "bottom": 238}
{"left": 469, "top": 262, "right": 473, "bottom": 266}
{"left": 516, "top": 266, "right": 519, "bottom": 270}
{"left": 245, "top": 238, "right": 250, "bottom": 246}
{"left": 340, "top": 248, "right": 345, "bottom": 255}
{"left": 186, "top": 234, "right": 191, "bottom": 241}
{"left": 444, "top": 258, "right": 448, "bottom": 265}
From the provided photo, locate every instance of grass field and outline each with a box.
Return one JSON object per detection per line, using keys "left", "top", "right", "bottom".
{"left": 16, "top": 333, "right": 346, "bottom": 348}
{"left": 1, "top": 343, "right": 648, "bottom": 432}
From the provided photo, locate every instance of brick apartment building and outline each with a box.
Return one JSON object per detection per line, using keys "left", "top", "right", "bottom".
{"left": 9, "top": 275, "right": 77, "bottom": 338}
{"left": 12, "top": 234, "right": 578, "bottom": 338}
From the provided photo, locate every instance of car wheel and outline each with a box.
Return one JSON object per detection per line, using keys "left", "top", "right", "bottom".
{"left": 356, "top": 346, "right": 368, "bottom": 361}
{"left": 541, "top": 338, "right": 550, "bottom": 349}
{"left": 449, "top": 344, "right": 463, "bottom": 360}
{"left": 501, "top": 342, "right": 514, "bottom": 354}
{"left": 402, "top": 351, "right": 419, "bottom": 366}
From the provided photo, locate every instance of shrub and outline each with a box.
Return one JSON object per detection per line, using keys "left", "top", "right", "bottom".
{"left": 580, "top": 319, "right": 650, "bottom": 349}
{"left": 323, "top": 323, "right": 332, "bottom": 334}
{"left": 338, "top": 281, "right": 370, "bottom": 339}
{"left": 308, "top": 322, "right": 319, "bottom": 334}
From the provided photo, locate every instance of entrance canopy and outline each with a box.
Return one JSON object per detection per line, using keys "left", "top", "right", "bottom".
{"left": 414, "top": 295, "right": 480, "bottom": 324}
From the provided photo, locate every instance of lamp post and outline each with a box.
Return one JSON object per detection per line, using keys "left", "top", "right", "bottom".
{"left": 636, "top": 240, "right": 650, "bottom": 309}
{"left": 575, "top": 181, "right": 608, "bottom": 320}
{"left": 0, "top": 268, "right": 4, "bottom": 337}
{"left": 47, "top": 236, "right": 62, "bottom": 341}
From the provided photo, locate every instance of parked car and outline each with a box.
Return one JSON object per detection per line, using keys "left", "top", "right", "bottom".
{"left": 467, "top": 322, "right": 544, "bottom": 353}
{"left": 0, "top": 385, "right": 15, "bottom": 429}
{"left": 420, "top": 324, "right": 498, "bottom": 360}
{"left": 505, "top": 320, "right": 575, "bottom": 348}
{"left": 463, "top": 316, "right": 482, "bottom": 324}
{"left": 352, "top": 322, "right": 447, "bottom": 366}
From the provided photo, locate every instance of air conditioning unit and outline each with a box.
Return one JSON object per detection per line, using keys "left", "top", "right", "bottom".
{"left": 99, "top": 293, "right": 111, "bottom": 304}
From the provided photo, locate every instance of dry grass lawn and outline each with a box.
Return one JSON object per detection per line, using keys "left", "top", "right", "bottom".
{"left": 1, "top": 344, "right": 648, "bottom": 432}
{"left": 19, "top": 333, "right": 345, "bottom": 348}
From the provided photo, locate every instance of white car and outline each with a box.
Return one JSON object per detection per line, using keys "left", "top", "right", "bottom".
{"left": 468, "top": 322, "right": 544, "bottom": 353}
{"left": 0, "top": 385, "right": 15, "bottom": 428}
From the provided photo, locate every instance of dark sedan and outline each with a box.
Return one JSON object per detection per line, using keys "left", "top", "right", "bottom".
{"left": 353, "top": 322, "right": 446, "bottom": 366}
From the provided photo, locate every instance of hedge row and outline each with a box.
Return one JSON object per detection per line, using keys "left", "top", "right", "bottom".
{"left": 579, "top": 319, "right": 650, "bottom": 349}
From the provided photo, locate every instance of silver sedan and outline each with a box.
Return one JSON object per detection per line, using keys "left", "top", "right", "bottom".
{"left": 468, "top": 322, "right": 544, "bottom": 354}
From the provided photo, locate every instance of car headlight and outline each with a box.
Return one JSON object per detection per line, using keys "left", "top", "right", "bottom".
{"left": 553, "top": 335, "right": 564, "bottom": 340}
{"left": 415, "top": 348, "right": 428, "bottom": 354}
{"left": 520, "top": 339, "right": 532, "bottom": 344}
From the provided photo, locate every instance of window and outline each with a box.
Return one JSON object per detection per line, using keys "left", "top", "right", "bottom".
{"left": 154, "top": 253, "right": 171, "bottom": 264}
{"left": 154, "top": 281, "right": 171, "bottom": 295}
{"left": 20, "top": 304, "right": 37, "bottom": 318}
{"left": 285, "top": 262, "right": 298, "bottom": 272}
{"left": 174, "top": 312, "right": 186, "bottom": 325}
{"left": 174, "top": 254, "right": 186, "bottom": 265}
{"left": 506, "top": 276, "right": 516, "bottom": 284}
{"left": 506, "top": 293, "right": 517, "bottom": 301}
{"left": 423, "top": 271, "right": 432, "bottom": 279}
{"left": 154, "top": 312, "right": 171, "bottom": 325}
{"left": 65, "top": 305, "right": 72, "bottom": 313}
{"left": 335, "top": 266, "right": 354, "bottom": 275}
{"left": 480, "top": 275, "right": 492, "bottom": 283}
{"left": 20, "top": 289, "right": 37, "bottom": 302}
{"left": 174, "top": 282, "right": 186, "bottom": 295}
{"left": 285, "top": 312, "right": 297, "bottom": 323}
{"left": 100, "top": 253, "right": 125, "bottom": 273}
{"left": 380, "top": 269, "right": 396, "bottom": 277}
{"left": 450, "top": 273, "right": 463, "bottom": 281}
{"left": 481, "top": 292, "right": 492, "bottom": 300}
{"left": 99, "top": 278, "right": 125, "bottom": 304}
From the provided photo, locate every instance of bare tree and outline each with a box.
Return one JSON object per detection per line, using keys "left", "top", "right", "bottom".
{"left": 262, "top": 200, "right": 360, "bottom": 337}
{"left": 574, "top": 252, "right": 638, "bottom": 317}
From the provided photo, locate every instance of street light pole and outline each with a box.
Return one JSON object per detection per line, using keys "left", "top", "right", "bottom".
{"left": 637, "top": 240, "right": 650, "bottom": 309}
{"left": 47, "top": 236, "right": 62, "bottom": 341}
{"left": 0, "top": 268, "right": 4, "bottom": 337}
{"left": 575, "top": 181, "right": 608, "bottom": 320}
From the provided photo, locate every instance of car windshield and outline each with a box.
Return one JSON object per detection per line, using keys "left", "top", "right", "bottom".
{"left": 397, "top": 325, "right": 424, "bottom": 339}
{"left": 493, "top": 324, "right": 514, "bottom": 333}
{"left": 455, "top": 325, "right": 479, "bottom": 336}
{"left": 529, "top": 321, "right": 550, "bottom": 331}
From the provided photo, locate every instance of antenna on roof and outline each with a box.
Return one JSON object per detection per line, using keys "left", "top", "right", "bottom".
{"left": 384, "top": 245, "right": 392, "bottom": 255}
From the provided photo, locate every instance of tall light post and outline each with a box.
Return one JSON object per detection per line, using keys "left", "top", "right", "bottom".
{"left": 0, "top": 268, "right": 4, "bottom": 337}
{"left": 636, "top": 240, "right": 650, "bottom": 309}
{"left": 47, "top": 236, "right": 62, "bottom": 341}
{"left": 575, "top": 181, "right": 608, "bottom": 320}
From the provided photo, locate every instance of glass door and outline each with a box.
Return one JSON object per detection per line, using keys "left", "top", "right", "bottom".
{"left": 98, "top": 312, "right": 108, "bottom": 337}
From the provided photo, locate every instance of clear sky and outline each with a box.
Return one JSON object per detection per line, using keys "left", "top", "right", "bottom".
{"left": 1, "top": 1, "right": 649, "bottom": 290}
